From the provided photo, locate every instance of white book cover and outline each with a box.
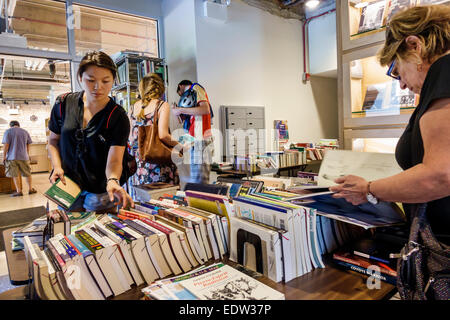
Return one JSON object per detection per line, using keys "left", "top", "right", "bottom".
{"left": 167, "top": 208, "right": 208, "bottom": 262}
{"left": 94, "top": 221, "right": 145, "bottom": 286}
{"left": 293, "top": 208, "right": 308, "bottom": 276}
{"left": 180, "top": 264, "right": 285, "bottom": 300}
{"left": 40, "top": 249, "right": 67, "bottom": 300}
{"left": 119, "top": 223, "right": 161, "bottom": 283}
{"left": 60, "top": 235, "right": 104, "bottom": 300}
{"left": 50, "top": 236, "right": 88, "bottom": 300}
{"left": 133, "top": 219, "right": 169, "bottom": 278}
{"left": 94, "top": 224, "right": 135, "bottom": 288}
{"left": 87, "top": 227, "right": 132, "bottom": 292}
{"left": 82, "top": 228, "right": 127, "bottom": 296}
{"left": 306, "top": 208, "right": 325, "bottom": 268}
{"left": 47, "top": 238, "right": 83, "bottom": 300}
{"left": 181, "top": 220, "right": 205, "bottom": 264}
{"left": 233, "top": 199, "right": 299, "bottom": 278}
{"left": 193, "top": 224, "right": 208, "bottom": 262}
{"left": 215, "top": 214, "right": 228, "bottom": 254}
{"left": 299, "top": 209, "right": 313, "bottom": 273}
{"left": 180, "top": 207, "right": 218, "bottom": 260}
{"left": 154, "top": 219, "right": 197, "bottom": 269}
{"left": 142, "top": 284, "right": 178, "bottom": 300}
{"left": 137, "top": 220, "right": 183, "bottom": 275}
{"left": 229, "top": 217, "right": 284, "bottom": 283}
{"left": 131, "top": 220, "right": 173, "bottom": 278}
{"left": 34, "top": 245, "right": 59, "bottom": 300}
{"left": 317, "top": 150, "right": 402, "bottom": 188}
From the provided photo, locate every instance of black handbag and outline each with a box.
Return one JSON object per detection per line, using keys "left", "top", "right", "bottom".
{"left": 396, "top": 203, "right": 450, "bottom": 300}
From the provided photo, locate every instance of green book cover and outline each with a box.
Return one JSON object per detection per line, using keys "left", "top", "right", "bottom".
{"left": 44, "top": 176, "right": 81, "bottom": 210}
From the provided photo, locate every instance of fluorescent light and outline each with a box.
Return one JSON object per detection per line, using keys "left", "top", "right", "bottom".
{"left": 305, "top": 0, "right": 320, "bottom": 8}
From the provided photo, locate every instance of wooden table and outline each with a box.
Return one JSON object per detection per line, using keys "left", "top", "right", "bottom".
{"left": 2, "top": 227, "right": 396, "bottom": 300}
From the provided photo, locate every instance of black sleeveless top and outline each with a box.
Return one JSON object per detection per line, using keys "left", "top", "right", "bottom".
{"left": 395, "top": 54, "right": 450, "bottom": 244}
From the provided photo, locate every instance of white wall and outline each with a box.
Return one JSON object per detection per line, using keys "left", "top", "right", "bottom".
{"left": 308, "top": 11, "right": 337, "bottom": 77}
{"left": 162, "top": 0, "right": 199, "bottom": 132}
{"left": 192, "top": 0, "right": 338, "bottom": 161}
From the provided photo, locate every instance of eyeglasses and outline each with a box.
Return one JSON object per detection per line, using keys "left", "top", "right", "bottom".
{"left": 386, "top": 59, "right": 401, "bottom": 80}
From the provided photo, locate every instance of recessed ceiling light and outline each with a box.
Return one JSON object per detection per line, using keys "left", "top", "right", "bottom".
{"left": 305, "top": 0, "right": 320, "bottom": 9}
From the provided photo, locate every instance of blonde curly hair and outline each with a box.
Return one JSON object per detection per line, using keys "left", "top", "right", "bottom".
{"left": 378, "top": 5, "right": 450, "bottom": 67}
{"left": 137, "top": 73, "right": 165, "bottom": 121}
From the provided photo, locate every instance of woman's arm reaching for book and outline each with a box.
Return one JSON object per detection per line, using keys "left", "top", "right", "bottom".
{"left": 330, "top": 98, "right": 450, "bottom": 204}
{"left": 105, "top": 145, "right": 134, "bottom": 209}
{"left": 48, "top": 131, "right": 66, "bottom": 185}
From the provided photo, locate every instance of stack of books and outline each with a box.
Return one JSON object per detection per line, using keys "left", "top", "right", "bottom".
{"left": 23, "top": 193, "right": 241, "bottom": 300}
{"left": 332, "top": 237, "right": 403, "bottom": 285}
{"left": 47, "top": 210, "right": 98, "bottom": 237}
{"left": 11, "top": 217, "right": 46, "bottom": 251}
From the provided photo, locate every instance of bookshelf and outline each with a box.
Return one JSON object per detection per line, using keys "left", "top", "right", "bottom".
{"left": 111, "top": 52, "right": 167, "bottom": 113}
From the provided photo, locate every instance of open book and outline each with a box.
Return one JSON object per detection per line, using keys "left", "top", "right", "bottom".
{"left": 44, "top": 176, "right": 81, "bottom": 210}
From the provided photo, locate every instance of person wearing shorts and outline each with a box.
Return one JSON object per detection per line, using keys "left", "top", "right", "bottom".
{"left": 2, "top": 120, "right": 37, "bottom": 197}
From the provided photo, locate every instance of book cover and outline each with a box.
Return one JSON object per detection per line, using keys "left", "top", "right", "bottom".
{"left": 333, "top": 251, "right": 397, "bottom": 277}
{"left": 44, "top": 177, "right": 81, "bottom": 210}
{"left": 180, "top": 264, "right": 285, "bottom": 300}
{"left": 386, "top": 0, "right": 416, "bottom": 22}
{"left": 358, "top": 0, "right": 387, "bottom": 34}
{"left": 388, "top": 79, "right": 417, "bottom": 109}
{"left": 362, "top": 82, "right": 388, "bottom": 111}
{"left": 333, "top": 259, "right": 397, "bottom": 285}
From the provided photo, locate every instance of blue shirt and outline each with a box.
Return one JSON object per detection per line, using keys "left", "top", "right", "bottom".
{"left": 2, "top": 127, "right": 32, "bottom": 161}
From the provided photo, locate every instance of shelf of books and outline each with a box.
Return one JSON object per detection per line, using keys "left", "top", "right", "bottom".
{"left": 110, "top": 51, "right": 167, "bottom": 113}
{"left": 342, "top": 43, "right": 418, "bottom": 128}
{"left": 341, "top": 0, "right": 447, "bottom": 52}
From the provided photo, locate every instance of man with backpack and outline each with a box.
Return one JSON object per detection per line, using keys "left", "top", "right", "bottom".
{"left": 172, "top": 80, "right": 214, "bottom": 188}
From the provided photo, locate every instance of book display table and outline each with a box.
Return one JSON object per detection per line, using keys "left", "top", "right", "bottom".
{"left": 2, "top": 227, "right": 396, "bottom": 300}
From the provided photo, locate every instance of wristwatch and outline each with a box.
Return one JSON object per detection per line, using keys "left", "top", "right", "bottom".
{"left": 366, "top": 181, "right": 379, "bottom": 205}
{"left": 107, "top": 177, "right": 120, "bottom": 185}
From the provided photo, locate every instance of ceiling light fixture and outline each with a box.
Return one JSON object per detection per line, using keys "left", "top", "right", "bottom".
{"left": 305, "top": 0, "right": 320, "bottom": 9}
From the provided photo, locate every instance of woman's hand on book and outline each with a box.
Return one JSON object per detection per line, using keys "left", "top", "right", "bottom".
{"left": 106, "top": 179, "right": 134, "bottom": 209}
{"left": 329, "top": 175, "right": 368, "bottom": 205}
{"left": 50, "top": 167, "right": 66, "bottom": 185}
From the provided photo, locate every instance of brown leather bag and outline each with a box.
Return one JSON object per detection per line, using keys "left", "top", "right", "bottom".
{"left": 138, "top": 101, "right": 173, "bottom": 165}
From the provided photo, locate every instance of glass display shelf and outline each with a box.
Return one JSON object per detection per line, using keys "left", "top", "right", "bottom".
{"left": 342, "top": 44, "right": 419, "bottom": 128}
{"left": 352, "top": 137, "right": 399, "bottom": 153}
{"left": 343, "top": 127, "right": 405, "bottom": 151}
{"left": 350, "top": 55, "right": 419, "bottom": 119}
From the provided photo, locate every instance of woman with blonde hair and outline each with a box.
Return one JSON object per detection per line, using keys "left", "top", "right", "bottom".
{"left": 330, "top": 5, "right": 450, "bottom": 299}
{"left": 129, "top": 73, "right": 180, "bottom": 186}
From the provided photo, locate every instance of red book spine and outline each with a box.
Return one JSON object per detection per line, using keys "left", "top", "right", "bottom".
{"left": 139, "top": 218, "right": 172, "bottom": 235}
{"left": 333, "top": 253, "right": 397, "bottom": 277}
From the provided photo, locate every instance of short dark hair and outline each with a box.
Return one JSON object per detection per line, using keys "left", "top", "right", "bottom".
{"left": 77, "top": 51, "right": 117, "bottom": 80}
{"left": 9, "top": 120, "right": 20, "bottom": 127}
{"left": 177, "top": 80, "right": 193, "bottom": 93}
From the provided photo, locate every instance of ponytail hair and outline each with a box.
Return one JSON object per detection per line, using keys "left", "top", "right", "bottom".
{"left": 137, "top": 73, "right": 165, "bottom": 121}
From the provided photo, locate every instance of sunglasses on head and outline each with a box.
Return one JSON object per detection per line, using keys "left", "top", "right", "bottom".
{"left": 386, "top": 59, "right": 401, "bottom": 80}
